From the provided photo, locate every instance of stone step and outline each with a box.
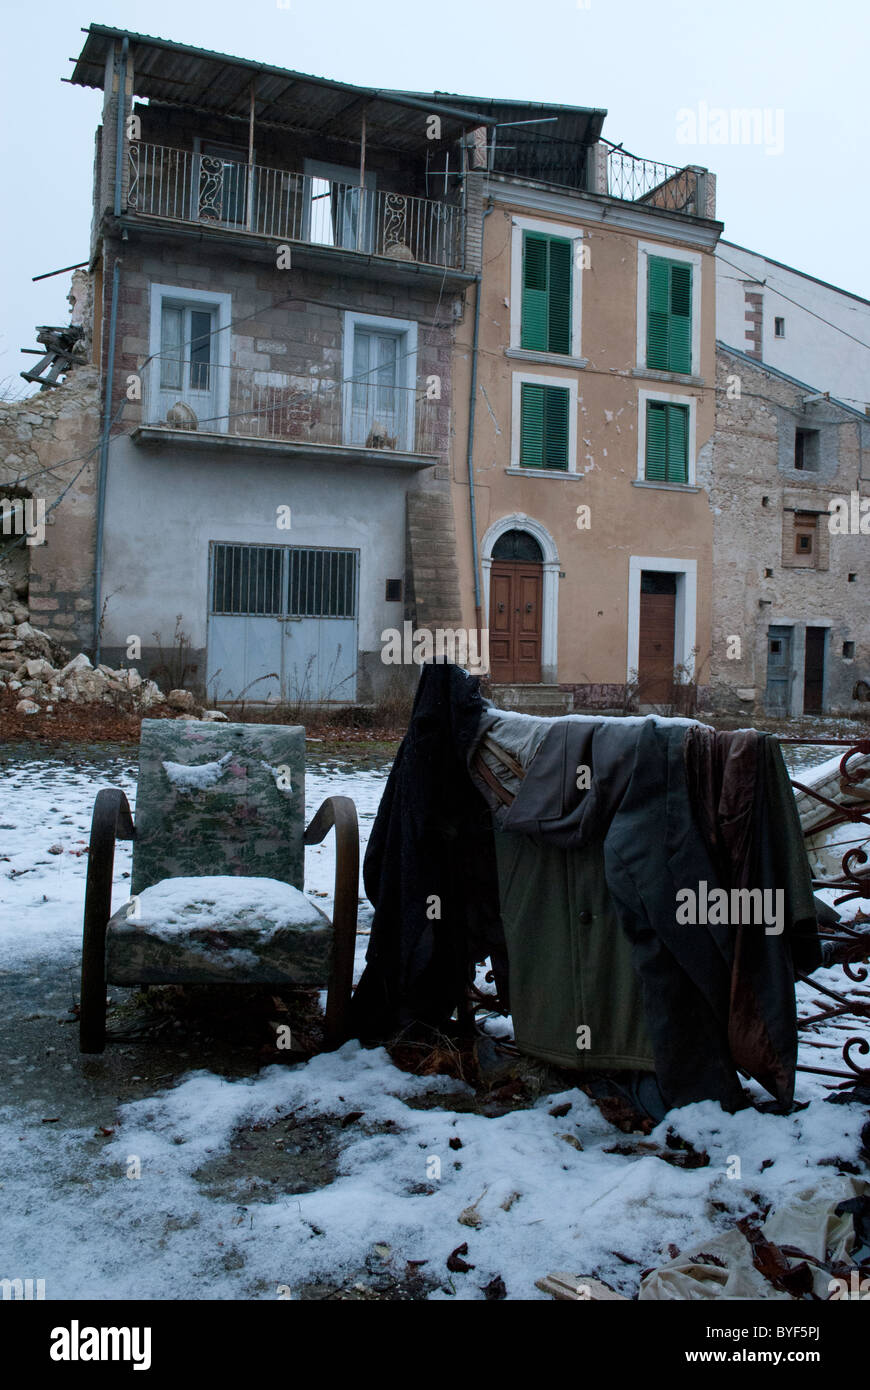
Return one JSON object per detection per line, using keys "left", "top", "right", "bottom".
{"left": 490, "top": 684, "right": 574, "bottom": 716}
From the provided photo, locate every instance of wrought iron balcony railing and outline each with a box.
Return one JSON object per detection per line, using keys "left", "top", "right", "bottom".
{"left": 606, "top": 147, "right": 705, "bottom": 216}
{"left": 139, "top": 357, "right": 443, "bottom": 456}
{"left": 127, "top": 143, "right": 464, "bottom": 269}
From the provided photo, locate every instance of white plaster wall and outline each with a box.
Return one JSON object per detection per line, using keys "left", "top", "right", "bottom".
{"left": 100, "top": 436, "right": 414, "bottom": 652}
{"left": 716, "top": 242, "right": 870, "bottom": 411}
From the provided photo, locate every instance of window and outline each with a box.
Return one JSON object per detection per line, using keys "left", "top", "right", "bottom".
{"left": 385, "top": 579, "right": 402, "bottom": 602}
{"left": 519, "top": 382, "right": 570, "bottom": 470}
{"left": 342, "top": 312, "right": 417, "bottom": 451}
{"left": 645, "top": 400, "right": 689, "bottom": 483}
{"left": 792, "top": 513, "right": 818, "bottom": 567}
{"left": 521, "top": 231, "right": 572, "bottom": 354}
{"left": 159, "top": 305, "right": 215, "bottom": 392}
{"left": 148, "top": 284, "right": 232, "bottom": 433}
{"left": 304, "top": 161, "right": 376, "bottom": 253}
{"left": 844, "top": 641, "right": 856, "bottom": 658}
{"left": 774, "top": 317, "right": 786, "bottom": 338}
{"left": 794, "top": 427, "right": 820, "bottom": 471}
{"left": 646, "top": 256, "right": 693, "bottom": 374}
{"left": 211, "top": 544, "right": 357, "bottom": 618}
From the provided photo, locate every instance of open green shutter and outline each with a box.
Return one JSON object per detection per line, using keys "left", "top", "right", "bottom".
{"left": 665, "top": 404, "right": 688, "bottom": 482}
{"left": 645, "top": 401, "right": 667, "bottom": 480}
{"left": 521, "top": 234, "right": 549, "bottom": 350}
{"left": 543, "top": 386, "right": 569, "bottom": 470}
{"left": 547, "top": 238, "right": 572, "bottom": 355}
{"left": 520, "top": 382, "right": 545, "bottom": 466}
{"left": 646, "top": 257, "right": 670, "bottom": 370}
{"left": 668, "top": 264, "right": 692, "bottom": 374}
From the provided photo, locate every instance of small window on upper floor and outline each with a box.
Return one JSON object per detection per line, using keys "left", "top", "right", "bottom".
{"left": 774, "top": 317, "right": 786, "bottom": 338}
{"left": 794, "top": 427, "right": 820, "bottom": 472}
{"left": 793, "top": 513, "right": 819, "bottom": 567}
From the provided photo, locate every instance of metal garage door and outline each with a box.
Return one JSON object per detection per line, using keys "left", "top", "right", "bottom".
{"left": 206, "top": 542, "right": 358, "bottom": 705}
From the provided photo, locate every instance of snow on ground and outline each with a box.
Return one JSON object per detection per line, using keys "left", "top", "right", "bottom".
{"left": 0, "top": 742, "right": 867, "bottom": 1300}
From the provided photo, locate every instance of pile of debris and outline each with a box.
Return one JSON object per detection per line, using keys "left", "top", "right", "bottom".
{"left": 0, "top": 582, "right": 222, "bottom": 720}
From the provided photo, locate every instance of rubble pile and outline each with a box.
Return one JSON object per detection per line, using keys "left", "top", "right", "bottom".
{"left": 0, "top": 582, "right": 225, "bottom": 720}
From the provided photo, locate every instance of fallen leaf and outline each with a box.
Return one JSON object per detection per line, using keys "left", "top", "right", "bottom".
{"left": 559, "top": 1133, "right": 584, "bottom": 1151}
{"left": 447, "top": 1242, "right": 475, "bottom": 1273}
{"left": 481, "top": 1275, "right": 507, "bottom": 1300}
{"left": 500, "top": 1191, "right": 521, "bottom": 1211}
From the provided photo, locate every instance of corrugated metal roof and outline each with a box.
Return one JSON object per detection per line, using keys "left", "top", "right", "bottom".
{"left": 69, "top": 24, "right": 605, "bottom": 170}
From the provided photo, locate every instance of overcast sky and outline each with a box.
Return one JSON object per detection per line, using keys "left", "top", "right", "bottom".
{"left": 1, "top": 0, "right": 866, "bottom": 391}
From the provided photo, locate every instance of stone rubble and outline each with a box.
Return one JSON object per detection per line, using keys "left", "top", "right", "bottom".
{"left": 0, "top": 583, "right": 222, "bottom": 721}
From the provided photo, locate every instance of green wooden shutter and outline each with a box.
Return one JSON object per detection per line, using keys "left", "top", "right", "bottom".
{"left": 646, "top": 258, "right": 670, "bottom": 371}
{"left": 543, "top": 386, "right": 569, "bottom": 470}
{"left": 645, "top": 401, "right": 667, "bottom": 480}
{"left": 521, "top": 232, "right": 572, "bottom": 353}
{"left": 645, "top": 401, "right": 689, "bottom": 482}
{"left": 520, "top": 383, "right": 569, "bottom": 469}
{"left": 521, "top": 234, "right": 549, "bottom": 350}
{"left": 520, "top": 383, "right": 545, "bottom": 466}
{"left": 547, "top": 238, "right": 572, "bottom": 354}
{"left": 665, "top": 403, "right": 688, "bottom": 482}
{"left": 646, "top": 257, "right": 692, "bottom": 373}
{"left": 668, "top": 264, "right": 692, "bottom": 375}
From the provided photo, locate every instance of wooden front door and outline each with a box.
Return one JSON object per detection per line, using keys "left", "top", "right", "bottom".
{"left": 489, "top": 562, "right": 542, "bottom": 683}
{"left": 803, "top": 626, "right": 826, "bottom": 713}
{"left": 638, "top": 572, "right": 676, "bottom": 702}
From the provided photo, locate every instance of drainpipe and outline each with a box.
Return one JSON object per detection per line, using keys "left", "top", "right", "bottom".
{"left": 466, "top": 199, "right": 494, "bottom": 634}
{"left": 94, "top": 37, "right": 128, "bottom": 661}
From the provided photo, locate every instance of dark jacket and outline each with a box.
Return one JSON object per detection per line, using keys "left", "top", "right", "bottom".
{"left": 349, "top": 664, "right": 506, "bottom": 1041}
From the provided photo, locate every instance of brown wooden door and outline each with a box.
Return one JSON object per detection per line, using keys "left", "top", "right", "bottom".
{"left": 638, "top": 573, "right": 676, "bottom": 702}
{"left": 803, "top": 627, "right": 826, "bottom": 713}
{"left": 489, "top": 561, "right": 542, "bottom": 683}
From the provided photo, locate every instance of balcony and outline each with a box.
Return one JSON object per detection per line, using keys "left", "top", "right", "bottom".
{"left": 605, "top": 147, "right": 711, "bottom": 218}
{"left": 127, "top": 143, "right": 464, "bottom": 270}
{"left": 132, "top": 357, "right": 443, "bottom": 466}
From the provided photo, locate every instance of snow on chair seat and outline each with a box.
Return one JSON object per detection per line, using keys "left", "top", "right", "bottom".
{"left": 106, "top": 875, "right": 332, "bottom": 986}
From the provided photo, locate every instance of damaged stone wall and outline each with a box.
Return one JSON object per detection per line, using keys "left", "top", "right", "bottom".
{"left": 701, "top": 347, "right": 870, "bottom": 717}
{"left": 0, "top": 273, "right": 100, "bottom": 653}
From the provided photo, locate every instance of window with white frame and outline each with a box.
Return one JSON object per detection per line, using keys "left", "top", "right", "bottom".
{"left": 510, "top": 216, "right": 584, "bottom": 359}
{"left": 636, "top": 242, "right": 702, "bottom": 377}
{"left": 636, "top": 389, "right": 697, "bottom": 486}
{"left": 511, "top": 372, "right": 578, "bottom": 473}
{"left": 148, "top": 284, "right": 232, "bottom": 433}
{"left": 342, "top": 311, "right": 417, "bottom": 451}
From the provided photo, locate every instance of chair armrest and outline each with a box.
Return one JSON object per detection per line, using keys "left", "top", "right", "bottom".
{"left": 81, "top": 789, "right": 135, "bottom": 1049}
{"left": 304, "top": 795, "right": 359, "bottom": 1043}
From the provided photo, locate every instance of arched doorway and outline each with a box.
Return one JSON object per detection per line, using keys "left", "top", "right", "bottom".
{"left": 489, "top": 528, "right": 544, "bottom": 683}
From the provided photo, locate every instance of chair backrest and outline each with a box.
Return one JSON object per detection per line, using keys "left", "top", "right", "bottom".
{"left": 130, "top": 719, "right": 306, "bottom": 895}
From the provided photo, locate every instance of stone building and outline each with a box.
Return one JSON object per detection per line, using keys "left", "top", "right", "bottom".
{"left": 704, "top": 343, "right": 870, "bottom": 717}
{"left": 0, "top": 268, "right": 100, "bottom": 652}
{"left": 68, "top": 23, "right": 512, "bottom": 702}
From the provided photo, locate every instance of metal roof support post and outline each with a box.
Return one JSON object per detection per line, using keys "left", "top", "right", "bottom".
{"left": 247, "top": 79, "right": 255, "bottom": 232}
{"left": 358, "top": 109, "right": 366, "bottom": 252}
